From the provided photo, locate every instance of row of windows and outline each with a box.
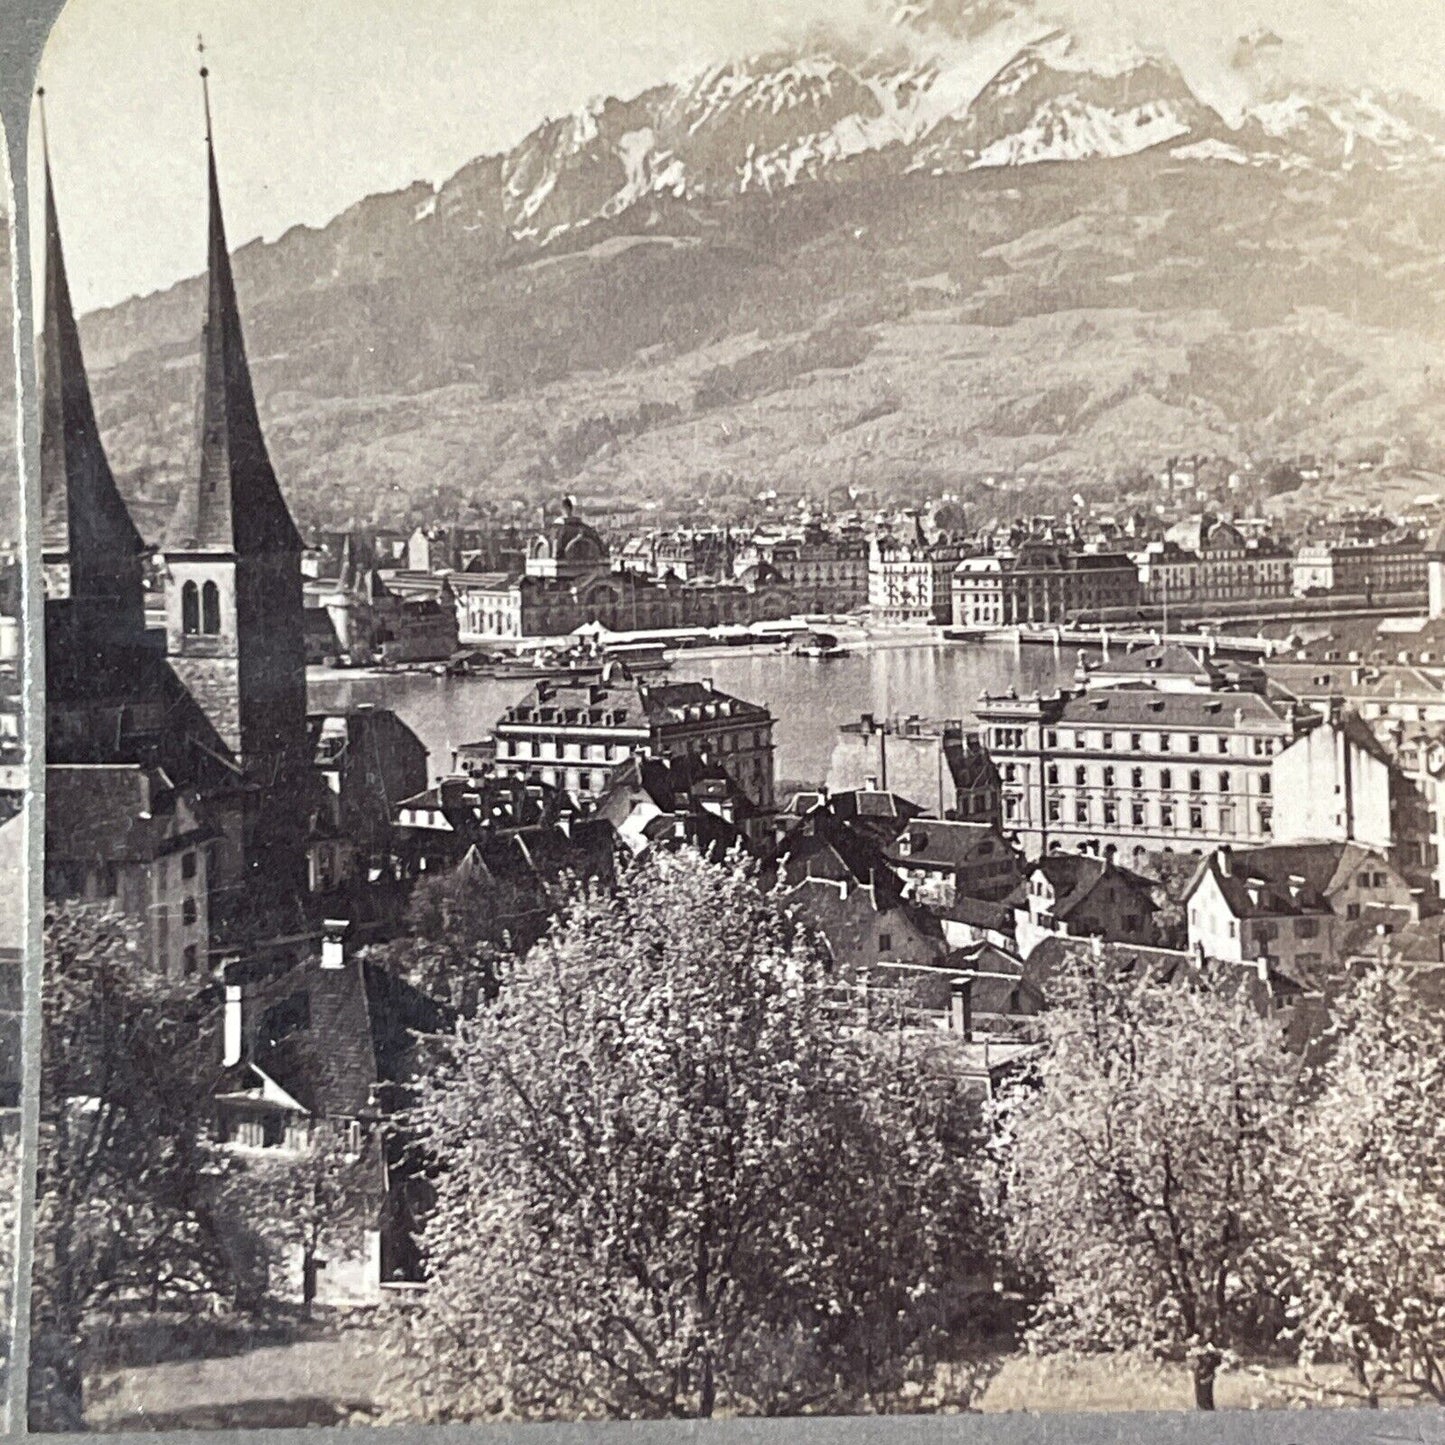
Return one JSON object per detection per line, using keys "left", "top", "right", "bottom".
{"left": 498, "top": 730, "right": 764, "bottom": 763}
{"left": 1052, "top": 799, "right": 1271, "bottom": 834}
{"left": 504, "top": 753, "right": 769, "bottom": 797}
{"left": 1024, "top": 764, "right": 1269, "bottom": 796}
{"left": 989, "top": 726, "right": 1280, "bottom": 758}
{"left": 498, "top": 738, "right": 633, "bottom": 764}
{"left": 1006, "top": 793, "right": 1273, "bottom": 836}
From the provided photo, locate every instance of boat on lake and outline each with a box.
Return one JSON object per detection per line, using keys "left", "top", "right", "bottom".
{"left": 794, "top": 630, "right": 850, "bottom": 660}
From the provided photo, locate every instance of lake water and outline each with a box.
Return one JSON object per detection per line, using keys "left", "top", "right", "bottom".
{"left": 308, "top": 639, "right": 1078, "bottom": 788}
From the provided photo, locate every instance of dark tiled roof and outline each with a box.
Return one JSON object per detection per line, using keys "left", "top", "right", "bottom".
{"left": 933, "top": 895, "right": 1014, "bottom": 931}
{"left": 1017, "top": 854, "right": 1155, "bottom": 923}
{"left": 39, "top": 158, "right": 146, "bottom": 570}
{"left": 1023, "top": 936, "right": 1197, "bottom": 999}
{"left": 45, "top": 629, "right": 245, "bottom": 794}
{"left": 499, "top": 676, "right": 763, "bottom": 731}
{"left": 1190, "top": 843, "right": 1369, "bottom": 919}
{"left": 164, "top": 140, "right": 302, "bottom": 557}
{"left": 46, "top": 764, "right": 212, "bottom": 863}
{"left": 1092, "top": 644, "right": 1221, "bottom": 680}
{"left": 1057, "top": 686, "right": 1293, "bottom": 730}
{"left": 888, "top": 820, "right": 1011, "bottom": 870}
{"left": 769, "top": 811, "right": 906, "bottom": 905}
{"left": 216, "top": 954, "right": 451, "bottom": 1125}
{"left": 246, "top": 960, "right": 378, "bottom": 1118}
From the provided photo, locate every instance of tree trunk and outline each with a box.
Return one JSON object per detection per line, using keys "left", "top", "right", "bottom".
{"left": 698, "top": 1353, "right": 715, "bottom": 1420}
{"left": 28, "top": 1324, "right": 86, "bottom": 1433}
{"left": 1193, "top": 1354, "right": 1219, "bottom": 1411}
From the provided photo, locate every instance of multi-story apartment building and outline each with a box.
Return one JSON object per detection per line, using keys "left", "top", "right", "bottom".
{"left": 491, "top": 673, "right": 776, "bottom": 808}
{"left": 951, "top": 543, "right": 1141, "bottom": 628}
{"left": 977, "top": 645, "right": 1401, "bottom": 868}
{"left": 869, "top": 525, "right": 972, "bottom": 624}
{"left": 1137, "top": 518, "right": 1292, "bottom": 609}
{"left": 767, "top": 524, "right": 870, "bottom": 613}
{"left": 1292, "top": 536, "right": 1428, "bottom": 603}
{"left": 977, "top": 683, "right": 1302, "bottom": 863}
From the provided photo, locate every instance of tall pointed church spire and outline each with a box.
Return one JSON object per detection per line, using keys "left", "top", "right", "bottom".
{"left": 164, "top": 58, "right": 302, "bottom": 557}
{"left": 38, "top": 87, "right": 147, "bottom": 630}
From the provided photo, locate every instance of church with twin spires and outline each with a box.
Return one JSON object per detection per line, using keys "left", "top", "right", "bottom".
{"left": 42, "top": 77, "right": 318, "bottom": 973}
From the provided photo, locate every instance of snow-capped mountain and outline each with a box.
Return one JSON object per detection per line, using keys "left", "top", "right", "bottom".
{"left": 423, "top": 0, "right": 1445, "bottom": 250}
{"left": 909, "top": 32, "right": 1213, "bottom": 172}
{"left": 72, "top": 0, "right": 1445, "bottom": 533}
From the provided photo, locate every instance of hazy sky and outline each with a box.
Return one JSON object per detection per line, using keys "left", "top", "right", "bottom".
{"left": 29, "top": 0, "right": 1445, "bottom": 314}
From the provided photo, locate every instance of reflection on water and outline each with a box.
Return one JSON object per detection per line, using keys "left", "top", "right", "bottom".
{"left": 307, "top": 640, "right": 1078, "bottom": 788}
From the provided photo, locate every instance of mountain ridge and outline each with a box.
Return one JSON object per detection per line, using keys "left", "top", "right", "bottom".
{"left": 61, "top": 2, "right": 1445, "bottom": 531}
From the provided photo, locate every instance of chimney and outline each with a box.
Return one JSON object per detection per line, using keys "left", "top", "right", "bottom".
{"left": 950, "top": 973, "right": 974, "bottom": 1041}
{"left": 865, "top": 774, "right": 879, "bottom": 792}
{"left": 321, "top": 918, "right": 350, "bottom": 970}
{"left": 1091, "top": 934, "right": 1103, "bottom": 960}
{"left": 223, "top": 983, "right": 244, "bottom": 1068}
{"left": 1218, "top": 844, "right": 1233, "bottom": 878}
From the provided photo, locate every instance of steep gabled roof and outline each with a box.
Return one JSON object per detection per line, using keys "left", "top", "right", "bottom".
{"left": 1188, "top": 844, "right": 1340, "bottom": 919}
{"left": 45, "top": 764, "right": 213, "bottom": 863}
{"left": 164, "top": 114, "right": 302, "bottom": 557}
{"left": 1017, "top": 853, "right": 1154, "bottom": 922}
{"left": 39, "top": 149, "right": 146, "bottom": 574}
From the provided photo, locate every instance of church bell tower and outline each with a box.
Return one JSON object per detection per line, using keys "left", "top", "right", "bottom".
{"left": 162, "top": 60, "right": 309, "bottom": 885}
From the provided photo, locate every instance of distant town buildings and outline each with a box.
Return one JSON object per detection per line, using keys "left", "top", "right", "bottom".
{"left": 952, "top": 543, "right": 1140, "bottom": 628}
{"left": 1292, "top": 534, "right": 1427, "bottom": 603}
{"left": 869, "top": 521, "right": 972, "bottom": 625}
{"left": 1138, "top": 515, "right": 1293, "bottom": 609}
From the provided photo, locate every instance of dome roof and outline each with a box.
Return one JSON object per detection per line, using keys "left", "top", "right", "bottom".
{"left": 533, "top": 497, "right": 606, "bottom": 564}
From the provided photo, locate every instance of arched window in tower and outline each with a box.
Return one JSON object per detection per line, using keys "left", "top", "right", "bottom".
{"left": 182, "top": 581, "right": 200, "bottom": 635}
{"left": 202, "top": 581, "right": 221, "bottom": 635}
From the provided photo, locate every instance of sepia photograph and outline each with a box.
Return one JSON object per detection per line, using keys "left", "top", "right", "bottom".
{"left": 25, "top": 0, "right": 1445, "bottom": 1431}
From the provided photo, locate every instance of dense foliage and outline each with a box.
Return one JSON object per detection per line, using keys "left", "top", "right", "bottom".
{"left": 996, "top": 955, "right": 1301, "bottom": 1409}
{"left": 31, "top": 907, "right": 230, "bottom": 1429}
{"left": 390, "top": 851, "right": 992, "bottom": 1420}
{"left": 1280, "top": 969, "right": 1445, "bottom": 1406}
